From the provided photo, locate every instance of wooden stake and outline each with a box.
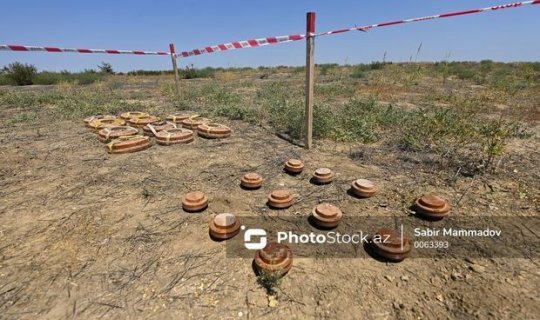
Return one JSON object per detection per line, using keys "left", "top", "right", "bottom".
{"left": 304, "top": 12, "right": 316, "bottom": 149}
{"left": 169, "top": 43, "right": 181, "bottom": 98}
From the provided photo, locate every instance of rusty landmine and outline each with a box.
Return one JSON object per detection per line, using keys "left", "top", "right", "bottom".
{"left": 142, "top": 121, "right": 177, "bottom": 136}
{"left": 155, "top": 128, "right": 194, "bottom": 146}
{"left": 84, "top": 114, "right": 116, "bottom": 127}
{"left": 182, "top": 191, "right": 208, "bottom": 212}
{"left": 311, "top": 203, "right": 343, "bottom": 229}
{"left": 208, "top": 213, "right": 241, "bottom": 240}
{"left": 254, "top": 242, "right": 293, "bottom": 275}
{"left": 197, "top": 123, "right": 232, "bottom": 139}
{"left": 240, "top": 172, "right": 263, "bottom": 189}
{"left": 106, "top": 135, "right": 151, "bottom": 154}
{"left": 127, "top": 115, "right": 161, "bottom": 128}
{"left": 351, "top": 179, "right": 378, "bottom": 198}
{"left": 284, "top": 159, "right": 304, "bottom": 174}
{"left": 181, "top": 116, "right": 210, "bottom": 130}
{"left": 120, "top": 111, "right": 150, "bottom": 120}
{"left": 414, "top": 194, "right": 451, "bottom": 220}
{"left": 166, "top": 113, "right": 191, "bottom": 124}
{"left": 312, "top": 168, "right": 335, "bottom": 184}
{"left": 98, "top": 126, "right": 139, "bottom": 143}
{"left": 268, "top": 190, "right": 294, "bottom": 209}
{"left": 88, "top": 118, "right": 126, "bottom": 131}
{"left": 371, "top": 228, "right": 412, "bottom": 262}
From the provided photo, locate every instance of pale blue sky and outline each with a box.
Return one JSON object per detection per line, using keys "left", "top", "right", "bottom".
{"left": 1, "top": 1, "right": 539, "bottom": 72}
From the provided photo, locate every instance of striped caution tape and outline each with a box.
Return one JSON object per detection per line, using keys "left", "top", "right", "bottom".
{"left": 1, "top": 1, "right": 537, "bottom": 58}
{"left": 0, "top": 44, "right": 170, "bottom": 56}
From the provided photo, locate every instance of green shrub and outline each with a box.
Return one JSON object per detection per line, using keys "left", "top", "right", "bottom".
{"left": 180, "top": 64, "right": 217, "bottom": 79}
{"left": 478, "top": 117, "right": 532, "bottom": 171}
{"left": 33, "top": 70, "right": 102, "bottom": 85}
{"left": 399, "top": 108, "right": 472, "bottom": 151}
{"left": 2, "top": 62, "right": 37, "bottom": 85}
{"left": 98, "top": 62, "right": 114, "bottom": 74}
{"left": 212, "top": 104, "right": 257, "bottom": 123}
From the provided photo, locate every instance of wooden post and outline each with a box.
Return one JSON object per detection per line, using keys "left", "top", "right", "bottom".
{"left": 169, "top": 43, "right": 181, "bottom": 97}
{"left": 304, "top": 12, "right": 316, "bottom": 149}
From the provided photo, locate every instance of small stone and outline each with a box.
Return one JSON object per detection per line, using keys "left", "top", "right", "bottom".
{"left": 451, "top": 272, "right": 461, "bottom": 280}
{"left": 384, "top": 275, "right": 395, "bottom": 282}
{"left": 268, "top": 296, "right": 278, "bottom": 308}
{"left": 400, "top": 275, "right": 409, "bottom": 282}
{"left": 470, "top": 264, "right": 486, "bottom": 273}
{"left": 436, "top": 294, "right": 444, "bottom": 302}
{"left": 488, "top": 182, "right": 500, "bottom": 192}
{"left": 238, "top": 311, "right": 243, "bottom": 317}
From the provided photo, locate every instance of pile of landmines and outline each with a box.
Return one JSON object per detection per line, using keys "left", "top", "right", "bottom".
{"left": 83, "top": 112, "right": 232, "bottom": 154}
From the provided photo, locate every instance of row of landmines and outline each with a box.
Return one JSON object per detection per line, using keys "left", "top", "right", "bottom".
{"left": 181, "top": 158, "right": 452, "bottom": 276}
{"left": 83, "top": 112, "right": 230, "bottom": 153}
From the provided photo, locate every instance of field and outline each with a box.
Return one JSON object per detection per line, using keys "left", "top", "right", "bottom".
{"left": 1, "top": 62, "right": 539, "bottom": 319}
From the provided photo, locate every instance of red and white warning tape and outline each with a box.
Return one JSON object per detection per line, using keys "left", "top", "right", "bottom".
{"left": 0, "top": 1, "right": 537, "bottom": 59}
{"left": 0, "top": 44, "right": 170, "bottom": 56}
{"left": 175, "top": 0, "right": 539, "bottom": 58}
{"left": 176, "top": 34, "right": 306, "bottom": 58}
{"left": 316, "top": 0, "right": 540, "bottom": 37}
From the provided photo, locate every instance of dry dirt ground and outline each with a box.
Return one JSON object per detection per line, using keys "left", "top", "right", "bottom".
{"left": 0, "top": 79, "right": 539, "bottom": 320}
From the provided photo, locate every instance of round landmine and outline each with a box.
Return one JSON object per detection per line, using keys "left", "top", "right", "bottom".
{"left": 142, "top": 121, "right": 176, "bottom": 136}
{"left": 312, "top": 168, "right": 335, "bottom": 184}
{"left": 284, "top": 159, "right": 304, "bottom": 174}
{"left": 155, "top": 128, "right": 194, "bottom": 146}
{"left": 120, "top": 111, "right": 150, "bottom": 120}
{"left": 414, "top": 194, "right": 451, "bottom": 220}
{"left": 268, "top": 190, "right": 294, "bottom": 209}
{"left": 182, "top": 116, "right": 210, "bottom": 130}
{"left": 240, "top": 173, "right": 263, "bottom": 189}
{"left": 208, "top": 213, "right": 241, "bottom": 240}
{"left": 98, "top": 126, "right": 139, "bottom": 143}
{"left": 311, "top": 203, "right": 343, "bottom": 228}
{"left": 106, "top": 135, "right": 151, "bottom": 154}
{"left": 254, "top": 242, "right": 293, "bottom": 275}
{"left": 84, "top": 114, "right": 116, "bottom": 127}
{"left": 127, "top": 115, "right": 160, "bottom": 128}
{"left": 351, "top": 179, "right": 378, "bottom": 198}
{"left": 197, "top": 123, "right": 232, "bottom": 139}
{"left": 182, "top": 191, "right": 208, "bottom": 212}
{"left": 166, "top": 113, "right": 191, "bottom": 124}
{"left": 88, "top": 118, "right": 126, "bottom": 131}
{"left": 371, "top": 228, "right": 412, "bottom": 262}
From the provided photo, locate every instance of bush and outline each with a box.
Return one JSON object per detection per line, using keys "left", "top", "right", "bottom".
{"left": 212, "top": 104, "right": 257, "bottom": 123}
{"left": 2, "top": 62, "right": 37, "bottom": 85}
{"left": 33, "top": 70, "right": 103, "bottom": 85}
{"left": 98, "top": 62, "right": 114, "bottom": 74}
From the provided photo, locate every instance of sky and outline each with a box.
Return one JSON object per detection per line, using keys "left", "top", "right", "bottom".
{"left": 1, "top": 1, "right": 539, "bottom": 72}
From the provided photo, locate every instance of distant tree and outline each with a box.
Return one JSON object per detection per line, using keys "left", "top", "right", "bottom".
{"left": 98, "top": 62, "right": 114, "bottom": 74}
{"left": 2, "top": 62, "right": 37, "bottom": 85}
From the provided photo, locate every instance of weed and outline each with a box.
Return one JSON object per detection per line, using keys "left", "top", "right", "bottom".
{"left": 257, "top": 269, "right": 285, "bottom": 295}
{"left": 10, "top": 111, "right": 38, "bottom": 124}
{"left": 212, "top": 104, "right": 258, "bottom": 123}
{"left": 478, "top": 117, "right": 532, "bottom": 172}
